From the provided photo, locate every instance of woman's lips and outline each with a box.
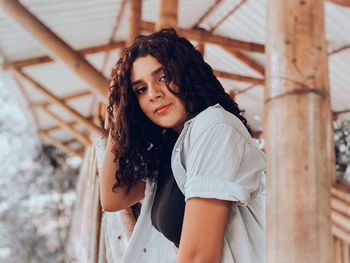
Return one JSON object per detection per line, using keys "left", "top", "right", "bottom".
{"left": 154, "top": 104, "right": 171, "bottom": 114}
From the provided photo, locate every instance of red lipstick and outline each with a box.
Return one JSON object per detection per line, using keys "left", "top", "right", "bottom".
{"left": 154, "top": 104, "right": 171, "bottom": 114}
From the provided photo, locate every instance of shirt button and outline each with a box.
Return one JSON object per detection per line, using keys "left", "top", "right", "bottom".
{"left": 117, "top": 235, "right": 122, "bottom": 240}
{"left": 175, "top": 148, "right": 180, "bottom": 152}
{"left": 143, "top": 248, "right": 147, "bottom": 253}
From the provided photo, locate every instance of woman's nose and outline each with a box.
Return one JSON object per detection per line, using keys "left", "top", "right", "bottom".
{"left": 148, "top": 83, "right": 163, "bottom": 100}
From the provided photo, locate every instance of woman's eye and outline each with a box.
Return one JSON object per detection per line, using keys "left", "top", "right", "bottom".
{"left": 159, "top": 75, "right": 166, "bottom": 83}
{"left": 136, "top": 87, "right": 147, "bottom": 95}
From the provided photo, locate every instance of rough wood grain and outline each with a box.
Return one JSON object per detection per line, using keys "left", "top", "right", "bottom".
{"left": 265, "top": 0, "right": 333, "bottom": 262}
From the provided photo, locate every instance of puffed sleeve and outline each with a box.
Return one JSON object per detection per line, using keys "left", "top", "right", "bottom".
{"left": 184, "top": 122, "right": 265, "bottom": 205}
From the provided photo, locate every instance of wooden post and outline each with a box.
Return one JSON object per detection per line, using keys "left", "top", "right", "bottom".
{"left": 156, "top": 0, "right": 178, "bottom": 31}
{"left": 0, "top": 0, "right": 109, "bottom": 102}
{"left": 127, "top": 0, "right": 142, "bottom": 46}
{"left": 265, "top": 0, "right": 333, "bottom": 262}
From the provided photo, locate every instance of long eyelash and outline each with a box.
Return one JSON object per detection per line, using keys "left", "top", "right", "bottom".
{"left": 136, "top": 87, "right": 146, "bottom": 95}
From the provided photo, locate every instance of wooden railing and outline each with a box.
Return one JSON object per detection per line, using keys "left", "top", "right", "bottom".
{"left": 65, "top": 147, "right": 101, "bottom": 263}
{"left": 64, "top": 145, "right": 350, "bottom": 263}
{"left": 332, "top": 184, "right": 350, "bottom": 263}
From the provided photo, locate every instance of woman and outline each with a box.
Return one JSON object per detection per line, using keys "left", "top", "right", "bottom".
{"left": 101, "top": 28, "right": 266, "bottom": 263}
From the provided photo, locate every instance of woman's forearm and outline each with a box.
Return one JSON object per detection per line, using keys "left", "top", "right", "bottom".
{"left": 100, "top": 134, "right": 145, "bottom": 212}
{"left": 100, "top": 134, "right": 122, "bottom": 211}
{"left": 176, "top": 250, "right": 221, "bottom": 263}
{"left": 175, "top": 198, "right": 229, "bottom": 263}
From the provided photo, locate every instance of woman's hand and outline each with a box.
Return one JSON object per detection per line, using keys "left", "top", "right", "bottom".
{"left": 175, "top": 197, "right": 231, "bottom": 263}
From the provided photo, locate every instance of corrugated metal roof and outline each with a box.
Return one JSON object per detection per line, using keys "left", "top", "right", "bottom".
{"left": 211, "top": 0, "right": 266, "bottom": 43}
{"left": 0, "top": 0, "right": 349, "bottom": 153}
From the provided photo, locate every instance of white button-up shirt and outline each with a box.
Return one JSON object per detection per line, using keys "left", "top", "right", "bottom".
{"left": 121, "top": 104, "right": 266, "bottom": 263}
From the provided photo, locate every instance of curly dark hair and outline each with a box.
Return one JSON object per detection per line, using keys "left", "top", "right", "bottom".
{"left": 108, "top": 28, "right": 251, "bottom": 193}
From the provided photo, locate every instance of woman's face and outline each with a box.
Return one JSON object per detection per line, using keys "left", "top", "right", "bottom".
{"left": 131, "top": 55, "right": 189, "bottom": 134}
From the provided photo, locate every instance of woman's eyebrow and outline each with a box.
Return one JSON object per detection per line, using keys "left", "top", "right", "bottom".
{"left": 152, "top": 66, "right": 163, "bottom": 76}
{"left": 131, "top": 80, "right": 142, "bottom": 87}
{"left": 131, "top": 66, "right": 163, "bottom": 87}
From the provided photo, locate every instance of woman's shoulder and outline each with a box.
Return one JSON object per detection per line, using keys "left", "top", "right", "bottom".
{"left": 188, "top": 104, "right": 250, "bottom": 139}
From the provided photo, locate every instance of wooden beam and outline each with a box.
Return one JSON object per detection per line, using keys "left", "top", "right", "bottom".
{"left": 229, "top": 90, "right": 236, "bottom": 101}
{"left": 265, "top": 0, "right": 333, "bottom": 262}
{"left": 192, "top": 0, "right": 224, "bottom": 28}
{"left": 39, "top": 131, "right": 81, "bottom": 157}
{"left": 332, "top": 209, "right": 350, "bottom": 232}
{"left": 12, "top": 75, "right": 41, "bottom": 130}
{"left": 30, "top": 90, "right": 92, "bottom": 109}
{"left": 127, "top": 0, "right": 142, "bottom": 46}
{"left": 10, "top": 66, "right": 103, "bottom": 136}
{"left": 342, "top": 243, "right": 350, "bottom": 263}
{"left": 111, "top": 1, "right": 127, "bottom": 42}
{"left": 332, "top": 224, "right": 350, "bottom": 245}
{"left": 156, "top": 0, "right": 178, "bottom": 31}
{"left": 332, "top": 197, "right": 350, "bottom": 219}
{"left": 2, "top": 42, "right": 125, "bottom": 70}
{"left": 343, "top": 244, "right": 350, "bottom": 263}
{"left": 222, "top": 47, "right": 265, "bottom": 75}
{"left": 140, "top": 20, "right": 157, "bottom": 31}
{"left": 54, "top": 90, "right": 91, "bottom": 101}
{"left": 101, "top": 0, "right": 127, "bottom": 74}
{"left": 140, "top": 21, "right": 265, "bottom": 53}
{"left": 210, "top": 0, "right": 246, "bottom": 32}
{"left": 80, "top": 41, "right": 125, "bottom": 55}
{"left": 333, "top": 237, "right": 342, "bottom": 263}
{"left": 328, "top": 44, "right": 350, "bottom": 56}
{"left": 332, "top": 186, "right": 350, "bottom": 205}
{"left": 176, "top": 27, "right": 264, "bottom": 53}
{"left": 40, "top": 106, "right": 91, "bottom": 146}
{"left": 3, "top": 56, "right": 51, "bottom": 69}
{"left": 327, "top": 0, "right": 350, "bottom": 7}
{"left": 0, "top": 0, "right": 109, "bottom": 102}
{"left": 39, "top": 121, "right": 77, "bottom": 133}
{"left": 196, "top": 42, "right": 205, "bottom": 56}
{"left": 334, "top": 109, "right": 350, "bottom": 115}
{"left": 213, "top": 70, "right": 264, "bottom": 85}
{"left": 62, "top": 138, "right": 79, "bottom": 146}
{"left": 235, "top": 84, "right": 257, "bottom": 95}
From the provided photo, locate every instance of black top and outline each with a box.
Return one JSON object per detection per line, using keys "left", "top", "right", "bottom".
{"left": 151, "top": 167, "right": 186, "bottom": 248}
